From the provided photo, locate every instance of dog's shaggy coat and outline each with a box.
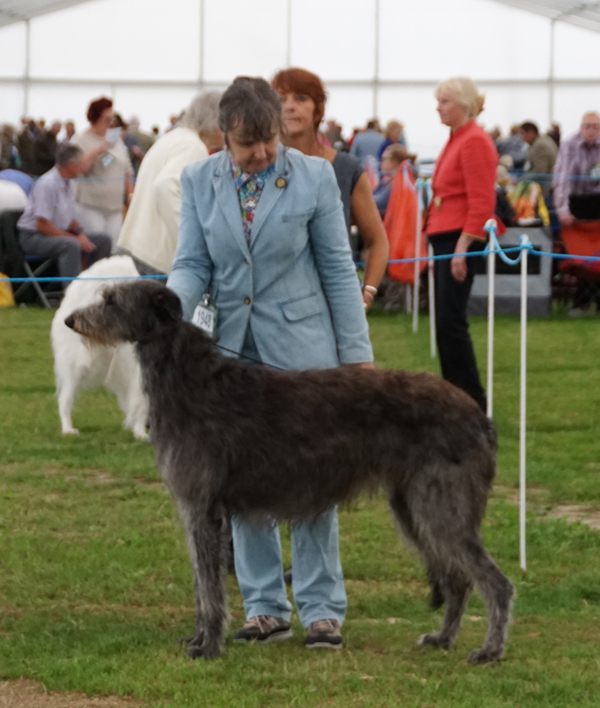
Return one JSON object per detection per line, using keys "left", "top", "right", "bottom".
{"left": 66, "top": 279, "right": 514, "bottom": 664}
{"left": 51, "top": 256, "right": 148, "bottom": 439}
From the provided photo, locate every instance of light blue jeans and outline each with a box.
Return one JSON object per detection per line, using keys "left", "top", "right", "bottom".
{"left": 232, "top": 326, "right": 347, "bottom": 627}
{"left": 232, "top": 513, "right": 347, "bottom": 627}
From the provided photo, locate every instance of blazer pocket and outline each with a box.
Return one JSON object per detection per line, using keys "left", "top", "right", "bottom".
{"left": 280, "top": 293, "right": 322, "bottom": 322}
{"left": 282, "top": 210, "right": 313, "bottom": 223}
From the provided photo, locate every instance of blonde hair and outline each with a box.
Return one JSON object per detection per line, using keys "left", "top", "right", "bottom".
{"left": 435, "top": 77, "right": 485, "bottom": 120}
{"left": 384, "top": 120, "right": 403, "bottom": 141}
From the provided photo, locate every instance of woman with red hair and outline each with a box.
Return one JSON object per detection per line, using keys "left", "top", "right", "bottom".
{"left": 71, "top": 96, "right": 134, "bottom": 249}
{"left": 272, "top": 68, "right": 388, "bottom": 310}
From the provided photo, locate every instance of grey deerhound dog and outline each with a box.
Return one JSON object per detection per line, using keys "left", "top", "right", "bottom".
{"left": 66, "top": 279, "right": 514, "bottom": 664}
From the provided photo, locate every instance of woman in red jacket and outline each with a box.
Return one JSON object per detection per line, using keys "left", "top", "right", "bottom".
{"left": 427, "top": 77, "right": 499, "bottom": 412}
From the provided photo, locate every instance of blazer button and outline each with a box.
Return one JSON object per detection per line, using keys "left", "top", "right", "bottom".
{"left": 244, "top": 257, "right": 250, "bottom": 265}
{"left": 244, "top": 297, "right": 251, "bottom": 305}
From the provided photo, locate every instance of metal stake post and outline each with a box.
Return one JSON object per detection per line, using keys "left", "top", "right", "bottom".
{"left": 486, "top": 245, "right": 496, "bottom": 420}
{"left": 519, "top": 236, "right": 530, "bottom": 578}
{"left": 412, "top": 180, "right": 423, "bottom": 333}
{"left": 428, "top": 243, "right": 436, "bottom": 358}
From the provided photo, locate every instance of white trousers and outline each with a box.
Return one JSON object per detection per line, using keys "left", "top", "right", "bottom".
{"left": 75, "top": 204, "right": 123, "bottom": 252}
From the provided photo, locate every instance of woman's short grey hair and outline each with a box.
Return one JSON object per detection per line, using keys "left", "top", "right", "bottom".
{"left": 178, "top": 92, "right": 222, "bottom": 135}
{"left": 56, "top": 143, "right": 83, "bottom": 168}
{"left": 436, "top": 77, "right": 485, "bottom": 120}
{"left": 218, "top": 76, "right": 284, "bottom": 144}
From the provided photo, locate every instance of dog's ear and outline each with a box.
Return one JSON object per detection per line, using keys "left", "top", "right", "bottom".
{"left": 152, "top": 287, "right": 183, "bottom": 325}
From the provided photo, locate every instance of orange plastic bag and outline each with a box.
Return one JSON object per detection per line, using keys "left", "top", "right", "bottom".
{"left": 383, "top": 162, "right": 427, "bottom": 284}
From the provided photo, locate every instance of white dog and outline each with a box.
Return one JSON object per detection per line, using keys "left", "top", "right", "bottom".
{"left": 51, "top": 255, "right": 149, "bottom": 439}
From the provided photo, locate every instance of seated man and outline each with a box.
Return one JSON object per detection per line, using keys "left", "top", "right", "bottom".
{"left": 17, "top": 143, "right": 111, "bottom": 286}
{"left": 553, "top": 111, "right": 600, "bottom": 226}
{"left": 519, "top": 120, "right": 557, "bottom": 201}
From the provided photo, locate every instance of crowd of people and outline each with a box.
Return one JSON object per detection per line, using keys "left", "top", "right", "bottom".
{"left": 2, "top": 84, "right": 599, "bottom": 392}
{"left": 0, "top": 115, "right": 161, "bottom": 176}
{"left": 2, "top": 75, "right": 599, "bottom": 326}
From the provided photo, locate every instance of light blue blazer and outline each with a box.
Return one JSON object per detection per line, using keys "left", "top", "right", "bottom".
{"left": 167, "top": 144, "right": 373, "bottom": 371}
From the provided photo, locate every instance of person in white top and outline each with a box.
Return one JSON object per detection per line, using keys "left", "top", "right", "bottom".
{"left": 71, "top": 97, "right": 134, "bottom": 249}
{"left": 117, "top": 93, "right": 223, "bottom": 274}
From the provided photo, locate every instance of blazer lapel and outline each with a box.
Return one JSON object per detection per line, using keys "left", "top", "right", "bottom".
{"left": 212, "top": 150, "right": 249, "bottom": 256}
{"left": 249, "top": 145, "right": 290, "bottom": 249}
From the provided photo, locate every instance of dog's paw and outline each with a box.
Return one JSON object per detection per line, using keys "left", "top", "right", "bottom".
{"left": 62, "top": 427, "right": 79, "bottom": 435}
{"left": 417, "top": 632, "right": 451, "bottom": 649}
{"left": 467, "top": 647, "right": 503, "bottom": 665}
{"left": 132, "top": 428, "right": 148, "bottom": 441}
{"left": 186, "top": 643, "right": 222, "bottom": 660}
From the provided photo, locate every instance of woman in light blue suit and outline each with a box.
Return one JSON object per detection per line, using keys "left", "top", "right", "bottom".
{"left": 167, "top": 77, "right": 374, "bottom": 649}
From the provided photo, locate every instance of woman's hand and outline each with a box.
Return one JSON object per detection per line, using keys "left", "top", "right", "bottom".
{"left": 451, "top": 233, "right": 475, "bottom": 282}
{"left": 362, "top": 284, "right": 377, "bottom": 310}
{"left": 79, "top": 141, "right": 110, "bottom": 174}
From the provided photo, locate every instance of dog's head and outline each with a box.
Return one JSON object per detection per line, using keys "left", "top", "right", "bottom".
{"left": 65, "top": 280, "right": 183, "bottom": 345}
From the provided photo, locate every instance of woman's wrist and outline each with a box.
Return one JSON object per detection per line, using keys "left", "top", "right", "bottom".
{"left": 454, "top": 233, "right": 475, "bottom": 254}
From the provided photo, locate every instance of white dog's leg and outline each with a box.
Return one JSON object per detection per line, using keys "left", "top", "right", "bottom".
{"left": 105, "top": 346, "right": 148, "bottom": 441}
{"left": 58, "top": 382, "right": 79, "bottom": 435}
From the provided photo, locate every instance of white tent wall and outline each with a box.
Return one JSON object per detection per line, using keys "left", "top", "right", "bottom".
{"left": 552, "top": 22, "right": 600, "bottom": 142}
{"left": 28, "top": 0, "right": 201, "bottom": 81}
{"left": 204, "top": 0, "right": 289, "bottom": 82}
{"left": 1, "top": 0, "right": 600, "bottom": 156}
{"left": 379, "top": 0, "right": 551, "bottom": 81}
{"left": 0, "top": 22, "right": 27, "bottom": 77}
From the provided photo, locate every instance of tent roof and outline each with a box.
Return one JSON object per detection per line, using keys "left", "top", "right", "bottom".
{"left": 0, "top": 0, "right": 88, "bottom": 27}
{"left": 492, "top": 0, "right": 600, "bottom": 32}
{"left": 1, "top": 0, "right": 600, "bottom": 32}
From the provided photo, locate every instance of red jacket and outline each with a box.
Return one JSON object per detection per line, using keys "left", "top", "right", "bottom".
{"left": 426, "top": 120, "right": 502, "bottom": 240}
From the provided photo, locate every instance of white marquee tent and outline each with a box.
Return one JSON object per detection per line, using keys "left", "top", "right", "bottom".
{"left": 1, "top": 0, "right": 600, "bottom": 157}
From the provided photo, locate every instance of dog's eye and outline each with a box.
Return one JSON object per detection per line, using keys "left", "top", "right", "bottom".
{"left": 104, "top": 292, "right": 115, "bottom": 306}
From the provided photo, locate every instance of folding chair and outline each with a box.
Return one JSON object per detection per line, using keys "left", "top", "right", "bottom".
{"left": 0, "top": 209, "right": 62, "bottom": 308}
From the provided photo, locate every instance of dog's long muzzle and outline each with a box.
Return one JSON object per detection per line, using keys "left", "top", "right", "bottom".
{"left": 63, "top": 311, "right": 112, "bottom": 345}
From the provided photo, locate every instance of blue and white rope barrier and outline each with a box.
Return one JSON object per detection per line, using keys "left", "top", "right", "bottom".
{"left": 3, "top": 242, "right": 599, "bottom": 285}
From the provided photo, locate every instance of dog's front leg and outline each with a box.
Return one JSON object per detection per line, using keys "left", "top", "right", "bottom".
{"left": 179, "top": 502, "right": 229, "bottom": 659}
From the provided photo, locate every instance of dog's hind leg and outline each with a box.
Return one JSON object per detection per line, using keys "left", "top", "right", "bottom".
{"left": 388, "top": 491, "right": 445, "bottom": 610}
{"left": 389, "top": 490, "right": 474, "bottom": 653}
{"left": 459, "top": 540, "right": 514, "bottom": 665}
{"left": 426, "top": 565, "right": 445, "bottom": 610}
{"left": 417, "top": 568, "right": 473, "bottom": 650}
{"left": 178, "top": 501, "right": 230, "bottom": 659}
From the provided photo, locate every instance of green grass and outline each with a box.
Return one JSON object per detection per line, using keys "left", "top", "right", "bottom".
{"left": 1, "top": 306, "right": 600, "bottom": 707}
